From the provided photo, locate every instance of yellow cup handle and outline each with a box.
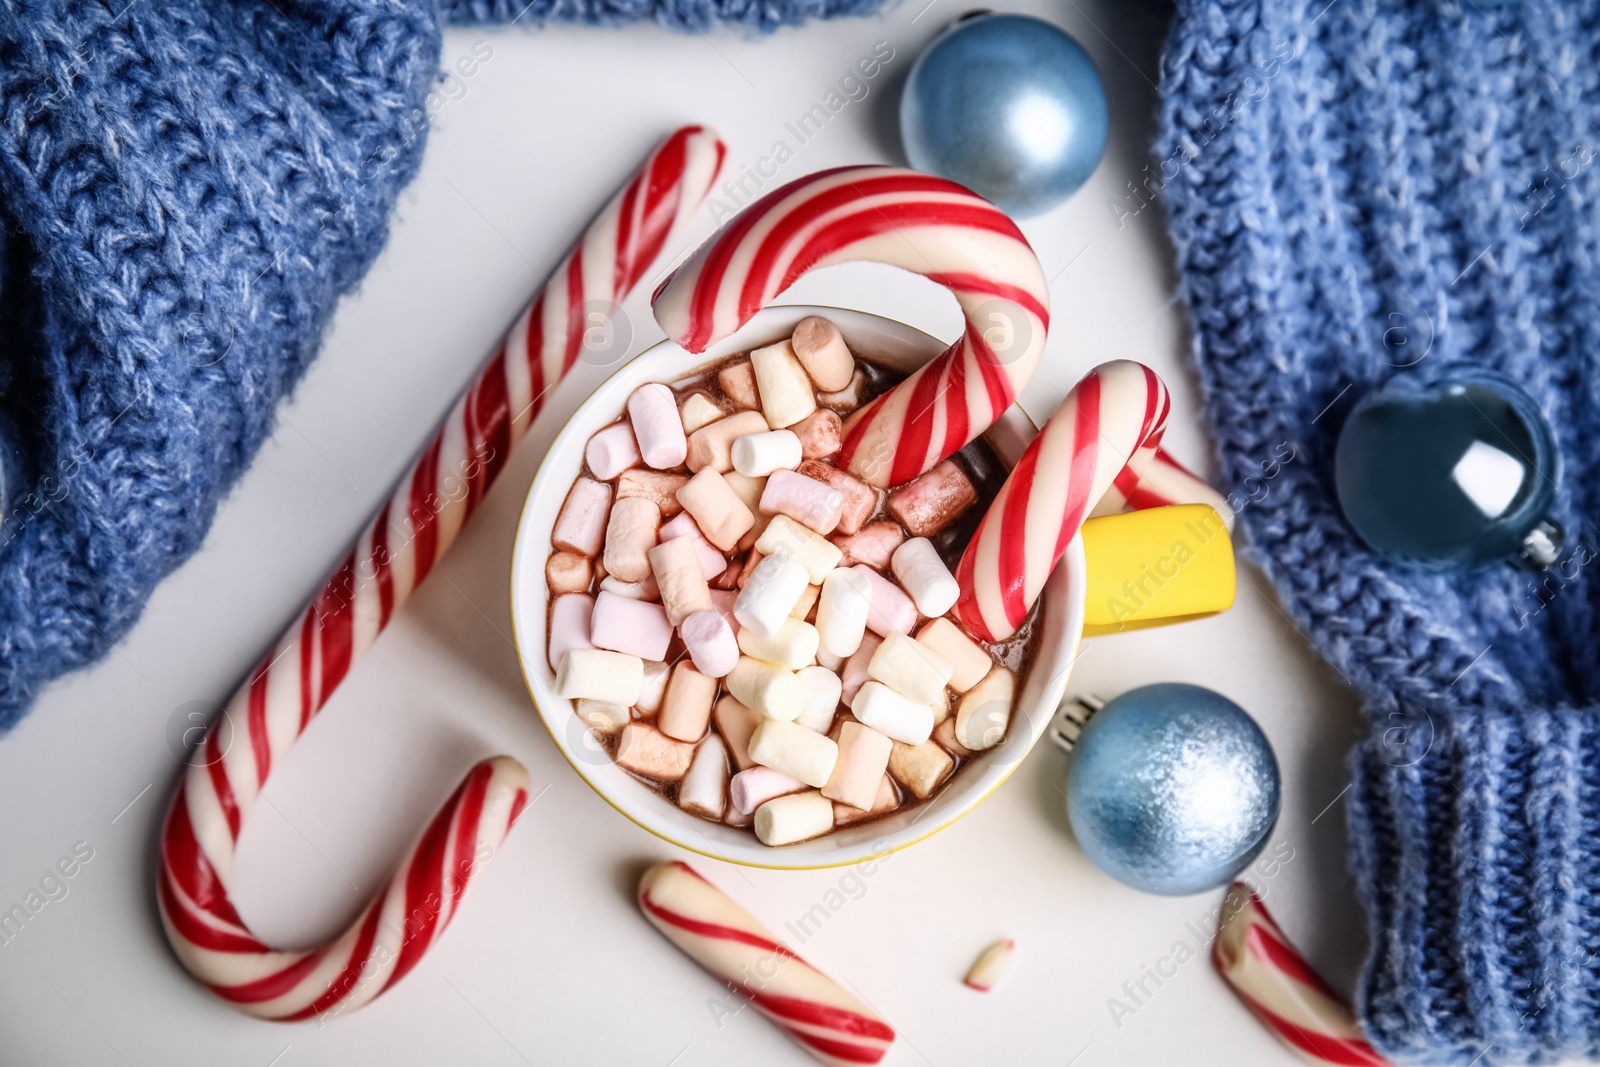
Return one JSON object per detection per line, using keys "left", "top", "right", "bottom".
{"left": 1079, "top": 504, "right": 1236, "bottom": 636}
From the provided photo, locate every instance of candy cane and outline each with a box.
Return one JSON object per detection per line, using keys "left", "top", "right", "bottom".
{"left": 638, "top": 861, "right": 895, "bottom": 1066}
{"left": 157, "top": 126, "right": 727, "bottom": 1019}
{"left": 651, "top": 165, "right": 1051, "bottom": 488}
{"left": 1213, "top": 883, "right": 1392, "bottom": 1066}
{"left": 1091, "top": 448, "right": 1236, "bottom": 532}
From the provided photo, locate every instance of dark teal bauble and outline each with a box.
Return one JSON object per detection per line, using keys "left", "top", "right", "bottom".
{"left": 1334, "top": 373, "right": 1557, "bottom": 567}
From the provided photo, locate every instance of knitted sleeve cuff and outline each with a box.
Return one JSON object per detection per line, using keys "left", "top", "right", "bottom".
{"left": 1348, "top": 705, "right": 1600, "bottom": 1064}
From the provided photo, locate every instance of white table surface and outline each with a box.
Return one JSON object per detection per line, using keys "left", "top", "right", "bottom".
{"left": 0, "top": 2, "right": 1371, "bottom": 1064}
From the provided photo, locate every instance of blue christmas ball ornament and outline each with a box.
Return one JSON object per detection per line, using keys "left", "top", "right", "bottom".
{"left": 900, "top": 12, "right": 1108, "bottom": 217}
{"left": 1334, "top": 372, "right": 1559, "bottom": 567}
{"left": 1065, "top": 684, "right": 1280, "bottom": 896}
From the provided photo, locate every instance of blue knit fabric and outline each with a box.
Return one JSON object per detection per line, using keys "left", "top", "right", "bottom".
{"left": 1158, "top": 1, "right": 1600, "bottom": 1062}
{"left": 0, "top": 0, "right": 883, "bottom": 731}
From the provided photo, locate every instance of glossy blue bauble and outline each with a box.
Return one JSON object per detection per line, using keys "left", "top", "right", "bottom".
{"left": 900, "top": 12, "right": 1108, "bottom": 217}
{"left": 1334, "top": 373, "right": 1557, "bottom": 567}
{"left": 1066, "top": 684, "right": 1280, "bottom": 896}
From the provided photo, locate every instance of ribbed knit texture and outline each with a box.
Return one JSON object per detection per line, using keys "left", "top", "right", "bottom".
{"left": 0, "top": 0, "right": 883, "bottom": 730}
{"left": 1158, "top": 2, "right": 1600, "bottom": 1063}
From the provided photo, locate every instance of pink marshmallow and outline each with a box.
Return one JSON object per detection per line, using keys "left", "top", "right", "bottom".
{"left": 679, "top": 608, "right": 740, "bottom": 678}
{"left": 590, "top": 590, "right": 673, "bottom": 661}
{"left": 627, "top": 383, "right": 688, "bottom": 469}
{"left": 760, "top": 469, "right": 845, "bottom": 535}
{"left": 659, "top": 512, "right": 728, "bottom": 579}
{"left": 798, "top": 460, "right": 875, "bottom": 535}
{"left": 552, "top": 476, "right": 612, "bottom": 557}
{"left": 790, "top": 409, "right": 842, "bottom": 460}
{"left": 851, "top": 565, "right": 917, "bottom": 636}
{"left": 887, "top": 459, "right": 977, "bottom": 537}
{"left": 840, "top": 632, "right": 884, "bottom": 704}
{"left": 832, "top": 521, "right": 905, "bottom": 570}
{"left": 729, "top": 766, "right": 807, "bottom": 814}
{"left": 547, "top": 593, "right": 595, "bottom": 670}
{"left": 585, "top": 422, "right": 642, "bottom": 481}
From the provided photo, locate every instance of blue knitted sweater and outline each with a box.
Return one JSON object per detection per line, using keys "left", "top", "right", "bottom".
{"left": 1159, "top": 1, "right": 1600, "bottom": 1062}
{"left": 0, "top": 0, "right": 882, "bottom": 730}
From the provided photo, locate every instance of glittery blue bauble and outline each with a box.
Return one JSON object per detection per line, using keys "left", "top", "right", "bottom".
{"left": 1334, "top": 373, "right": 1557, "bottom": 567}
{"left": 1066, "top": 684, "right": 1280, "bottom": 896}
{"left": 900, "top": 12, "right": 1108, "bottom": 217}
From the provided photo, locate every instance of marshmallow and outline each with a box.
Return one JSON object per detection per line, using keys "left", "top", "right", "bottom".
{"left": 636, "top": 660, "right": 671, "bottom": 714}
{"left": 602, "top": 497, "right": 660, "bottom": 582}
{"left": 590, "top": 591, "right": 673, "bottom": 661}
{"left": 677, "top": 468, "right": 756, "bottom": 552}
{"left": 731, "top": 430, "right": 803, "bottom": 478}
{"left": 817, "top": 647, "right": 845, "bottom": 672}
{"left": 754, "top": 791, "right": 834, "bottom": 846}
{"left": 627, "top": 383, "right": 689, "bottom": 469}
{"left": 851, "top": 565, "right": 918, "bottom": 636}
{"left": 687, "top": 411, "right": 769, "bottom": 473}
{"left": 679, "top": 609, "right": 740, "bottom": 679}
{"left": 722, "top": 469, "right": 767, "bottom": 515}
{"left": 892, "top": 537, "right": 961, "bottom": 618}
{"left": 797, "top": 460, "right": 874, "bottom": 535}
{"left": 821, "top": 721, "right": 894, "bottom": 810}
{"left": 955, "top": 666, "right": 1016, "bottom": 752}
{"left": 718, "top": 360, "right": 761, "bottom": 411}
{"left": 552, "top": 476, "right": 612, "bottom": 556}
{"left": 545, "top": 550, "right": 591, "bottom": 596}
{"left": 585, "top": 422, "right": 642, "bottom": 481}
{"left": 888, "top": 738, "right": 955, "bottom": 799}
{"left": 832, "top": 522, "right": 905, "bottom": 570}
{"left": 916, "top": 619, "right": 993, "bottom": 693}
{"left": 730, "top": 766, "right": 807, "bottom": 814}
{"left": 963, "top": 939, "right": 1017, "bottom": 992}
{"left": 933, "top": 715, "right": 974, "bottom": 758}
{"left": 928, "top": 688, "right": 950, "bottom": 725}
{"left": 547, "top": 594, "right": 595, "bottom": 671}
{"left": 616, "top": 469, "right": 688, "bottom": 518}
{"left": 713, "top": 696, "right": 764, "bottom": 770}
{"left": 737, "top": 618, "right": 819, "bottom": 670}
{"left": 658, "top": 512, "right": 727, "bottom": 579}
{"left": 735, "top": 550, "right": 764, "bottom": 589}
{"left": 795, "top": 666, "right": 842, "bottom": 733}
{"left": 760, "top": 470, "right": 845, "bottom": 535}
{"left": 840, "top": 632, "right": 884, "bottom": 704}
{"left": 575, "top": 699, "right": 630, "bottom": 733}
{"left": 887, "top": 459, "right": 977, "bottom": 537}
{"left": 851, "top": 681, "right": 935, "bottom": 745}
{"left": 659, "top": 663, "right": 718, "bottom": 742}
{"left": 868, "top": 631, "right": 953, "bottom": 706}
{"left": 750, "top": 339, "right": 817, "bottom": 428}
{"left": 679, "top": 392, "right": 725, "bottom": 434}
{"left": 600, "top": 574, "right": 659, "bottom": 601}
{"left": 556, "top": 648, "right": 643, "bottom": 706}
{"left": 724, "top": 804, "right": 754, "bottom": 828}
{"left": 726, "top": 657, "right": 804, "bottom": 721}
{"left": 615, "top": 723, "right": 696, "bottom": 781}
{"left": 756, "top": 515, "right": 843, "bottom": 583}
{"left": 733, "top": 553, "right": 811, "bottom": 637}
{"left": 791, "top": 583, "right": 820, "bottom": 621}
{"left": 818, "top": 368, "right": 867, "bottom": 412}
{"left": 679, "top": 735, "right": 728, "bottom": 820}
{"left": 833, "top": 773, "right": 900, "bottom": 826}
{"left": 748, "top": 719, "right": 839, "bottom": 788}
{"left": 817, "top": 568, "right": 873, "bottom": 659}
{"left": 790, "top": 409, "right": 843, "bottom": 460}
{"left": 649, "top": 537, "right": 714, "bottom": 626}
{"left": 789, "top": 316, "right": 857, "bottom": 391}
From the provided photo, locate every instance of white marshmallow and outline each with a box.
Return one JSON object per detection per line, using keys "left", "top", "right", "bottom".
{"left": 679, "top": 735, "right": 728, "bottom": 820}
{"left": 627, "top": 383, "right": 688, "bottom": 469}
{"left": 600, "top": 574, "right": 659, "bottom": 601}
{"left": 737, "top": 618, "right": 819, "bottom": 670}
{"left": 750, "top": 339, "right": 817, "bottom": 428}
{"left": 555, "top": 649, "right": 643, "bottom": 706}
{"left": 748, "top": 719, "right": 839, "bottom": 788}
{"left": 733, "top": 553, "right": 811, "bottom": 637}
{"left": 574, "top": 699, "right": 629, "bottom": 733}
{"left": 585, "top": 422, "right": 642, "bottom": 480}
{"left": 955, "top": 666, "right": 1017, "bottom": 752}
{"left": 753, "top": 790, "right": 834, "bottom": 846}
{"left": 891, "top": 537, "right": 961, "bottom": 618}
{"left": 821, "top": 721, "right": 894, "bottom": 810}
{"left": 851, "top": 681, "right": 935, "bottom": 745}
{"left": 795, "top": 665, "right": 842, "bottom": 733}
{"left": 725, "top": 657, "right": 804, "bottom": 721}
{"left": 756, "top": 515, "right": 843, "bottom": 583}
{"left": 868, "top": 631, "right": 952, "bottom": 706}
{"left": 731, "top": 430, "right": 803, "bottom": 478}
{"left": 816, "top": 568, "right": 873, "bottom": 659}
{"left": 916, "top": 618, "right": 993, "bottom": 693}
{"left": 648, "top": 536, "right": 714, "bottom": 626}
{"left": 635, "top": 660, "right": 671, "bottom": 713}
{"left": 679, "top": 393, "right": 725, "bottom": 434}
{"left": 730, "top": 766, "right": 807, "bottom": 814}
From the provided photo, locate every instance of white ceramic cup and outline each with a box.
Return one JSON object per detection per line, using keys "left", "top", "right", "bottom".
{"left": 510, "top": 305, "right": 1081, "bottom": 870}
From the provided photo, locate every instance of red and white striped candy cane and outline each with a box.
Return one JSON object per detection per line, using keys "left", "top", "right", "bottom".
{"left": 1091, "top": 447, "right": 1236, "bottom": 532}
{"left": 1213, "top": 883, "right": 1392, "bottom": 1066}
{"left": 157, "top": 126, "right": 727, "bottom": 1020}
{"left": 954, "top": 360, "right": 1176, "bottom": 642}
{"left": 651, "top": 165, "right": 1051, "bottom": 488}
{"left": 638, "top": 861, "right": 896, "bottom": 1066}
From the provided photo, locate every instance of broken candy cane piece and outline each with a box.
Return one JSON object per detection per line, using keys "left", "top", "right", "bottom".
{"left": 963, "top": 939, "right": 1016, "bottom": 992}
{"left": 637, "top": 862, "right": 896, "bottom": 1064}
